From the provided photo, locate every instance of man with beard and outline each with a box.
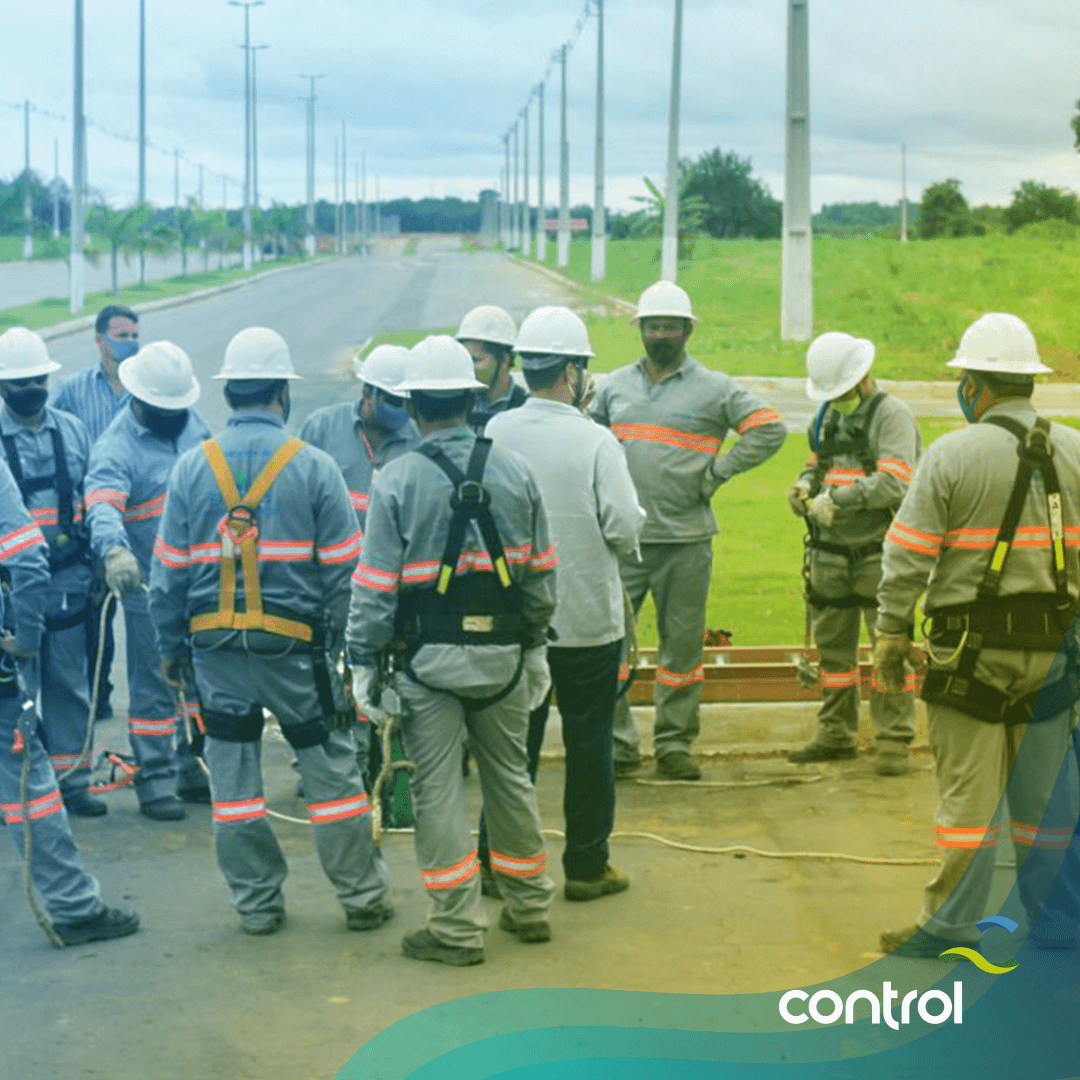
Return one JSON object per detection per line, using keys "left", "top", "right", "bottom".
{"left": 590, "top": 281, "right": 786, "bottom": 780}
{"left": 85, "top": 342, "right": 211, "bottom": 819}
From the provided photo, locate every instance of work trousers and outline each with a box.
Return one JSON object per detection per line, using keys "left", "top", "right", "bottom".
{"left": 613, "top": 540, "right": 711, "bottom": 763}
{"left": 396, "top": 672, "right": 554, "bottom": 949}
{"left": 24, "top": 584, "right": 94, "bottom": 797}
{"left": 192, "top": 634, "right": 389, "bottom": 921}
{"left": 808, "top": 549, "right": 915, "bottom": 751}
{"left": 0, "top": 687, "right": 103, "bottom": 924}
{"left": 917, "top": 647, "right": 1079, "bottom": 943}
{"left": 478, "top": 641, "right": 621, "bottom": 881}
{"left": 123, "top": 591, "right": 203, "bottom": 802}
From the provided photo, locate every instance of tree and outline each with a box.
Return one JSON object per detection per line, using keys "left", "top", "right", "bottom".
{"left": 918, "top": 179, "right": 980, "bottom": 238}
{"left": 1003, "top": 180, "right": 1079, "bottom": 234}
{"left": 173, "top": 197, "right": 208, "bottom": 275}
{"left": 679, "top": 149, "right": 782, "bottom": 239}
{"left": 204, "top": 209, "right": 238, "bottom": 269}
{"left": 86, "top": 201, "right": 153, "bottom": 294}
{"left": 1071, "top": 98, "right": 1080, "bottom": 152}
{"left": 630, "top": 176, "right": 707, "bottom": 260}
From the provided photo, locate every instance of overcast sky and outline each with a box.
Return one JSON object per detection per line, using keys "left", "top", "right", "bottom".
{"left": 2, "top": 0, "right": 1078, "bottom": 215}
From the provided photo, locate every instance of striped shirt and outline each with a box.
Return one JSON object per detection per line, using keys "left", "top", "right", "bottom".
{"left": 51, "top": 365, "right": 131, "bottom": 443}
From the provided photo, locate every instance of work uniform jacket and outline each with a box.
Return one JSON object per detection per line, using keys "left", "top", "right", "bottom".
{"left": 590, "top": 353, "right": 786, "bottom": 544}
{"left": 346, "top": 427, "right": 556, "bottom": 695}
{"left": 486, "top": 397, "right": 644, "bottom": 648}
{"left": 468, "top": 380, "right": 528, "bottom": 436}
{"left": 84, "top": 404, "right": 211, "bottom": 576}
{"left": 799, "top": 387, "right": 921, "bottom": 549}
{"left": 0, "top": 405, "right": 93, "bottom": 598}
{"left": 0, "top": 459, "right": 49, "bottom": 650}
{"left": 299, "top": 400, "right": 419, "bottom": 532}
{"left": 877, "top": 399, "right": 1080, "bottom": 636}
{"left": 150, "top": 411, "right": 362, "bottom": 661}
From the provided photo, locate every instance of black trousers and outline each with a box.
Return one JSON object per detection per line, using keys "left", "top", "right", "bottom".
{"left": 478, "top": 639, "right": 621, "bottom": 881}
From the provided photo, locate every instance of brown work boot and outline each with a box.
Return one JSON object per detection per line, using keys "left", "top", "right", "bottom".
{"left": 401, "top": 928, "right": 484, "bottom": 966}
{"left": 655, "top": 751, "right": 701, "bottom": 781}
{"left": 498, "top": 907, "right": 552, "bottom": 943}
{"left": 874, "top": 741, "right": 910, "bottom": 776}
{"left": 564, "top": 864, "right": 631, "bottom": 902}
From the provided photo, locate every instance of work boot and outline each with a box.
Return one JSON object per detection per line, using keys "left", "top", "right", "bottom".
{"left": 565, "top": 864, "right": 631, "bottom": 902}
{"left": 480, "top": 864, "right": 503, "bottom": 899}
{"left": 498, "top": 907, "right": 552, "bottom": 944}
{"left": 879, "top": 924, "right": 971, "bottom": 959}
{"left": 787, "top": 743, "right": 858, "bottom": 765}
{"left": 241, "top": 909, "right": 286, "bottom": 936}
{"left": 54, "top": 905, "right": 139, "bottom": 946}
{"left": 874, "top": 752, "right": 909, "bottom": 776}
{"left": 614, "top": 758, "right": 642, "bottom": 779}
{"left": 401, "top": 928, "right": 484, "bottom": 966}
{"left": 179, "top": 782, "right": 212, "bottom": 804}
{"left": 63, "top": 789, "right": 108, "bottom": 818}
{"left": 139, "top": 795, "right": 187, "bottom": 821}
{"left": 655, "top": 751, "right": 701, "bottom": 781}
{"left": 346, "top": 899, "right": 395, "bottom": 931}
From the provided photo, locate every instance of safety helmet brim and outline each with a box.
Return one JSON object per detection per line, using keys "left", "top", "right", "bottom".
{"left": 396, "top": 375, "right": 486, "bottom": 392}
{"left": 945, "top": 356, "right": 1052, "bottom": 374}
{"left": 805, "top": 339, "right": 875, "bottom": 402}
{"left": 119, "top": 357, "right": 201, "bottom": 409}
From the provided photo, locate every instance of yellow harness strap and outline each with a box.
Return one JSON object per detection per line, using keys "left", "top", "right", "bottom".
{"left": 189, "top": 437, "right": 311, "bottom": 641}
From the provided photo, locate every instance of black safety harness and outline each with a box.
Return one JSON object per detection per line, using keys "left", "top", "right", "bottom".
{"left": 921, "top": 416, "right": 1080, "bottom": 725}
{"left": 393, "top": 438, "right": 526, "bottom": 708}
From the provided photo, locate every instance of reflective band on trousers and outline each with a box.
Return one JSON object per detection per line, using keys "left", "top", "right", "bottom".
{"left": 935, "top": 823, "right": 999, "bottom": 849}
{"left": 421, "top": 850, "right": 480, "bottom": 890}
{"left": 490, "top": 849, "right": 548, "bottom": 878}
{"left": 307, "top": 793, "right": 370, "bottom": 823}
{"left": 212, "top": 798, "right": 268, "bottom": 824}
{"left": 129, "top": 717, "right": 176, "bottom": 736}
{"left": 2, "top": 789, "right": 64, "bottom": 824}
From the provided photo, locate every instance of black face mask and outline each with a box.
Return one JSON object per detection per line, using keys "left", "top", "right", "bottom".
{"left": 2, "top": 386, "right": 49, "bottom": 417}
{"left": 643, "top": 338, "right": 684, "bottom": 368}
{"left": 142, "top": 407, "right": 189, "bottom": 440}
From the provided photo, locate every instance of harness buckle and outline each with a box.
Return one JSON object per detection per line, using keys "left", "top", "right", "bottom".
{"left": 451, "top": 479, "right": 488, "bottom": 510}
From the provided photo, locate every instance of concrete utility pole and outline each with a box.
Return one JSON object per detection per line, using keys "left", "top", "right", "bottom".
{"left": 557, "top": 44, "right": 570, "bottom": 268}
{"left": 900, "top": 143, "right": 908, "bottom": 243}
{"left": 300, "top": 74, "right": 324, "bottom": 256}
{"left": 521, "top": 101, "right": 531, "bottom": 257}
{"left": 70, "top": 0, "right": 85, "bottom": 312}
{"left": 252, "top": 44, "right": 267, "bottom": 211}
{"left": 340, "top": 122, "right": 347, "bottom": 254}
{"left": 591, "top": 0, "right": 606, "bottom": 281}
{"left": 230, "top": 0, "right": 263, "bottom": 271}
{"left": 536, "top": 81, "right": 547, "bottom": 262}
{"left": 502, "top": 132, "right": 511, "bottom": 248}
{"left": 23, "top": 100, "right": 33, "bottom": 260}
{"left": 174, "top": 148, "right": 180, "bottom": 217}
{"left": 375, "top": 175, "right": 381, "bottom": 236}
{"left": 780, "top": 0, "right": 812, "bottom": 340}
{"left": 138, "top": 0, "right": 146, "bottom": 282}
{"left": 661, "top": 0, "right": 684, "bottom": 283}
{"left": 512, "top": 120, "right": 520, "bottom": 250}
{"left": 333, "top": 136, "right": 340, "bottom": 253}
{"left": 354, "top": 161, "right": 360, "bottom": 248}
{"left": 52, "top": 138, "right": 60, "bottom": 239}
{"left": 199, "top": 163, "right": 204, "bottom": 207}
{"left": 361, "top": 151, "right": 367, "bottom": 253}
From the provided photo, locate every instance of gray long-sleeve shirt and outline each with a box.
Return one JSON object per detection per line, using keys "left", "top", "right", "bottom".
{"left": 486, "top": 397, "right": 644, "bottom": 647}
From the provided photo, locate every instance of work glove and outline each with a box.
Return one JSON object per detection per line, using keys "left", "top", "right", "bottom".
{"left": 872, "top": 632, "right": 913, "bottom": 695}
{"left": 0, "top": 632, "right": 37, "bottom": 661}
{"left": 787, "top": 478, "right": 812, "bottom": 517}
{"left": 522, "top": 646, "right": 552, "bottom": 712}
{"left": 162, "top": 651, "right": 195, "bottom": 692}
{"left": 806, "top": 491, "right": 838, "bottom": 529}
{"left": 351, "top": 665, "right": 390, "bottom": 729}
{"left": 104, "top": 546, "right": 143, "bottom": 596}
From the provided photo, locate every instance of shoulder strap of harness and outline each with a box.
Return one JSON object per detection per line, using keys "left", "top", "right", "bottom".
{"left": 808, "top": 392, "right": 887, "bottom": 490}
{"left": 46, "top": 427, "right": 76, "bottom": 534}
{"left": 416, "top": 437, "right": 514, "bottom": 594}
{"left": 190, "top": 436, "right": 311, "bottom": 641}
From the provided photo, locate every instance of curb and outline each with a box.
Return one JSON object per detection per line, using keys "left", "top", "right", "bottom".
{"left": 509, "top": 253, "right": 636, "bottom": 316}
{"left": 36, "top": 257, "right": 331, "bottom": 342}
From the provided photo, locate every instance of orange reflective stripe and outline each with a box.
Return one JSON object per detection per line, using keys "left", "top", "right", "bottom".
{"left": 129, "top": 717, "right": 176, "bottom": 736}
{"left": 421, "top": 850, "right": 480, "bottom": 891}
{"left": 612, "top": 423, "right": 721, "bottom": 454}
{"left": 489, "top": 849, "right": 548, "bottom": 878}
{"left": 2, "top": 790, "right": 64, "bottom": 824}
{"left": 656, "top": 664, "right": 705, "bottom": 688}
{"left": 877, "top": 458, "right": 915, "bottom": 483}
{"left": 212, "top": 798, "right": 267, "bottom": 823}
{"left": 737, "top": 408, "right": 781, "bottom": 434}
{"left": 886, "top": 520, "right": 942, "bottom": 557}
{"left": 935, "top": 823, "right": 999, "bottom": 849}
{"left": 308, "top": 793, "right": 370, "bottom": 823}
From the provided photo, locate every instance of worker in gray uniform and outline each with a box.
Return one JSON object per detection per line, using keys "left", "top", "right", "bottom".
{"left": 875, "top": 313, "right": 1080, "bottom": 957}
{"left": 590, "top": 281, "right": 786, "bottom": 780}
{"left": 149, "top": 327, "right": 391, "bottom": 936}
{"left": 786, "top": 332, "right": 920, "bottom": 774}
{"left": 347, "top": 335, "right": 556, "bottom": 966}
{"left": 85, "top": 342, "right": 211, "bottom": 820}
{"left": 455, "top": 305, "right": 527, "bottom": 435}
{"left": 0, "top": 328, "right": 100, "bottom": 816}
{"left": 300, "top": 345, "right": 420, "bottom": 781}
{"left": 0, "top": 454, "right": 139, "bottom": 946}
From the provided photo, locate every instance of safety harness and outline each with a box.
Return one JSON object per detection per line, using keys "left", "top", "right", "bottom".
{"left": 393, "top": 437, "right": 526, "bottom": 708}
{"left": 2, "top": 427, "right": 90, "bottom": 577}
{"left": 921, "top": 416, "right": 1080, "bottom": 725}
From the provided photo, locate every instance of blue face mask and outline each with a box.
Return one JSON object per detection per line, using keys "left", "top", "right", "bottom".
{"left": 105, "top": 335, "right": 139, "bottom": 363}
{"left": 957, "top": 372, "right": 981, "bottom": 423}
{"left": 374, "top": 397, "right": 410, "bottom": 432}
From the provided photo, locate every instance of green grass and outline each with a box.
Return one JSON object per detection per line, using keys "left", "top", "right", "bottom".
{"left": 0, "top": 254, "right": 309, "bottom": 332}
{"left": 537, "top": 234, "right": 1080, "bottom": 382}
{"left": 0, "top": 235, "right": 95, "bottom": 261}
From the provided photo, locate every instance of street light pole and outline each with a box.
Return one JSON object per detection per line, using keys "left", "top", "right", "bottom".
{"left": 300, "top": 74, "right": 324, "bottom": 257}
{"left": 340, "top": 121, "right": 347, "bottom": 254}
{"left": 502, "top": 132, "right": 511, "bottom": 248}
{"left": 900, "top": 143, "right": 908, "bottom": 243}
{"left": 23, "top": 99, "right": 33, "bottom": 260}
{"left": 252, "top": 44, "right": 268, "bottom": 212}
{"left": 557, "top": 44, "right": 570, "bottom": 269}
{"left": 512, "top": 119, "right": 520, "bottom": 251}
{"left": 591, "top": 0, "right": 606, "bottom": 281}
{"left": 361, "top": 150, "right": 367, "bottom": 254}
{"left": 138, "top": 0, "right": 146, "bottom": 282}
{"left": 52, "top": 137, "right": 60, "bottom": 239}
{"left": 230, "top": 0, "right": 263, "bottom": 272}
{"left": 536, "top": 81, "right": 546, "bottom": 262}
{"left": 70, "top": 0, "right": 85, "bottom": 313}
{"left": 521, "top": 101, "right": 531, "bottom": 257}
{"left": 661, "top": 0, "right": 684, "bottom": 283}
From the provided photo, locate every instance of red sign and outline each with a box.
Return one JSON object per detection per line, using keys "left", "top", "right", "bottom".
{"left": 543, "top": 219, "right": 589, "bottom": 232}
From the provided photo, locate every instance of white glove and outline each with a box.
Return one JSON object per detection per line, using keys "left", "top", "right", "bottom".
{"left": 522, "top": 646, "right": 551, "bottom": 711}
{"left": 351, "top": 666, "right": 389, "bottom": 729}
{"left": 104, "top": 546, "right": 143, "bottom": 595}
{"left": 806, "top": 491, "right": 838, "bottom": 529}
{"left": 787, "top": 478, "right": 812, "bottom": 517}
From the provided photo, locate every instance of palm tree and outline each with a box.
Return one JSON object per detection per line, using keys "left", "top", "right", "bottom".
{"left": 86, "top": 201, "right": 152, "bottom": 295}
{"left": 630, "top": 175, "right": 707, "bottom": 261}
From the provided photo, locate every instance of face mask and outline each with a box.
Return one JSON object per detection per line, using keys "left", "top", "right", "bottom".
{"left": 104, "top": 336, "right": 139, "bottom": 364}
{"left": 141, "top": 406, "right": 189, "bottom": 440}
{"left": 374, "top": 397, "right": 410, "bottom": 432}
{"left": 957, "top": 372, "right": 981, "bottom": 423}
{"left": 830, "top": 394, "right": 861, "bottom": 416}
{"left": 643, "top": 338, "right": 683, "bottom": 369}
{"left": 569, "top": 363, "right": 589, "bottom": 409}
{"left": 2, "top": 385, "right": 49, "bottom": 417}
{"left": 279, "top": 385, "right": 291, "bottom": 425}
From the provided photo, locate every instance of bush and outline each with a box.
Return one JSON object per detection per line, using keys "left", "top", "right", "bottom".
{"left": 1004, "top": 180, "right": 1079, "bottom": 234}
{"left": 919, "top": 179, "right": 982, "bottom": 238}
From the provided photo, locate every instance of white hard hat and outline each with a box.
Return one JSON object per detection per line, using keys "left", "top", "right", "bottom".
{"left": 215, "top": 327, "right": 302, "bottom": 380}
{"left": 946, "top": 313, "right": 1052, "bottom": 375}
{"left": 805, "top": 332, "right": 875, "bottom": 402}
{"left": 514, "top": 306, "right": 595, "bottom": 368}
{"left": 633, "top": 280, "right": 697, "bottom": 323}
{"left": 0, "top": 326, "right": 61, "bottom": 380}
{"left": 354, "top": 344, "right": 412, "bottom": 397}
{"left": 397, "top": 335, "right": 486, "bottom": 392}
{"left": 455, "top": 305, "right": 518, "bottom": 347}
{"left": 119, "top": 341, "right": 200, "bottom": 409}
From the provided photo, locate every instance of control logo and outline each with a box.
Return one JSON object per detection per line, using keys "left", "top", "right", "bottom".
{"left": 939, "top": 915, "right": 1019, "bottom": 974}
